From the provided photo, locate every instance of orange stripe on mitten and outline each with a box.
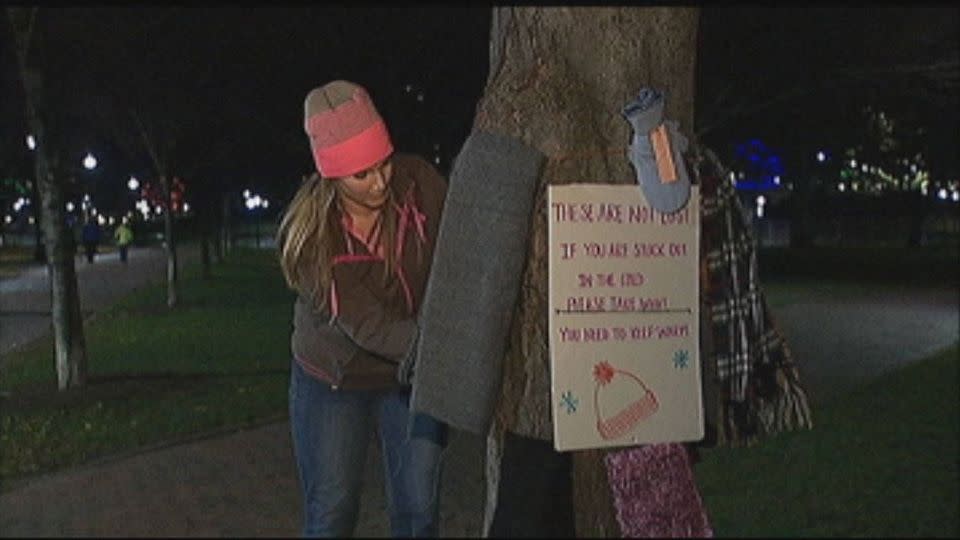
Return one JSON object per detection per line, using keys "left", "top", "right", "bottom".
{"left": 650, "top": 124, "right": 677, "bottom": 184}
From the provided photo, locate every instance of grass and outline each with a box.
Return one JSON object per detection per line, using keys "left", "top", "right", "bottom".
{"left": 758, "top": 245, "right": 959, "bottom": 287}
{"left": 694, "top": 344, "right": 959, "bottom": 537}
{"left": 0, "top": 247, "right": 296, "bottom": 484}
{"left": 758, "top": 245, "right": 959, "bottom": 309}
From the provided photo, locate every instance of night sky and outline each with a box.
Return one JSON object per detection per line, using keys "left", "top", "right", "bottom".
{"left": 2, "top": 6, "right": 957, "bottom": 211}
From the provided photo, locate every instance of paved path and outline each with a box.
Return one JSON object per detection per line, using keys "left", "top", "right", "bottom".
{"left": 1, "top": 244, "right": 201, "bottom": 359}
{"left": 0, "top": 422, "right": 486, "bottom": 537}
{"left": 0, "top": 252, "right": 956, "bottom": 536}
{"left": 773, "top": 284, "right": 958, "bottom": 405}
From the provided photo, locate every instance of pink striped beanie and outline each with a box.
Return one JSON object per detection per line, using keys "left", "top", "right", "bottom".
{"left": 303, "top": 81, "right": 394, "bottom": 178}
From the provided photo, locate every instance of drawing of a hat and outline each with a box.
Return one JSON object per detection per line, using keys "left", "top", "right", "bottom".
{"left": 594, "top": 361, "right": 659, "bottom": 440}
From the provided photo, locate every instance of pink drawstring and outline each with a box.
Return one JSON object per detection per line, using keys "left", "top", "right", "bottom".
{"left": 330, "top": 278, "right": 339, "bottom": 318}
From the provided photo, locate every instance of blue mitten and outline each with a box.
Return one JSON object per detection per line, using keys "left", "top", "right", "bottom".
{"left": 623, "top": 88, "right": 691, "bottom": 213}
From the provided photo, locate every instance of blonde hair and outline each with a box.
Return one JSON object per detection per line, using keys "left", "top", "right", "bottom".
{"left": 277, "top": 172, "right": 399, "bottom": 309}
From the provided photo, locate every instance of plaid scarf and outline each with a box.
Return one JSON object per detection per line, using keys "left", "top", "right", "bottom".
{"left": 695, "top": 147, "right": 813, "bottom": 446}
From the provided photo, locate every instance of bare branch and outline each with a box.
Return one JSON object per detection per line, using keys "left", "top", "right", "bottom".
{"left": 130, "top": 107, "right": 164, "bottom": 176}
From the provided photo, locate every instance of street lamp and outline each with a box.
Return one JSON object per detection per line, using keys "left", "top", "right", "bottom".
{"left": 83, "top": 152, "right": 97, "bottom": 171}
{"left": 127, "top": 176, "right": 139, "bottom": 191}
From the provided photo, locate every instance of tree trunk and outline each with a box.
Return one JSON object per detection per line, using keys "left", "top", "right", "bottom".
{"left": 213, "top": 192, "right": 224, "bottom": 264}
{"left": 159, "top": 175, "right": 178, "bottom": 307}
{"left": 905, "top": 191, "right": 930, "bottom": 247}
{"left": 221, "top": 194, "right": 233, "bottom": 258}
{"left": 200, "top": 214, "right": 212, "bottom": 279}
{"left": 8, "top": 7, "right": 88, "bottom": 390}
{"left": 29, "top": 175, "right": 46, "bottom": 263}
{"left": 472, "top": 6, "right": 699, "bottom": 536}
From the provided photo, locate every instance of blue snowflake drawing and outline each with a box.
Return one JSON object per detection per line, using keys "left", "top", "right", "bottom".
{"left": 560, "top": 390, "right": 579, "bottom": 414}
{"left": 673, "top": 349, "right": 689, "bottom": 370}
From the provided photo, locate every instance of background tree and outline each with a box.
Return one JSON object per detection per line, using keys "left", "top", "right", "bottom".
{"left": 469, "top": 7, "right": 699, "bottom": 535}
{"left": 695, "top": 7, "right": 958, "bottom": 247}
{"left": 5, "top": 7, "right": 88, "bottom": 390}
{"left": 51, "top": 7, "right": 239, "bottom": 301}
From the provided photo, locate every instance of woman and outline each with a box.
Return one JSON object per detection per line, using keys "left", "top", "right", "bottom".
{"left": 277, "top": 80, "right": 448, "bottom": 537}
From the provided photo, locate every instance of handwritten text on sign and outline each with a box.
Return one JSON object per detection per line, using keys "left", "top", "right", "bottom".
{"left": 548, "top": 185, "right": 703, "bottom": 452}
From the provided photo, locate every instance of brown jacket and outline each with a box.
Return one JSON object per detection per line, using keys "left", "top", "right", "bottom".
{"left": 291, "top": 153, "right": 447, "bottom": 389}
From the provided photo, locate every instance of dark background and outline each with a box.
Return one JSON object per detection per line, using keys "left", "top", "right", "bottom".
{"left": 1, "top": 6, "right": 957, "bottom": 214}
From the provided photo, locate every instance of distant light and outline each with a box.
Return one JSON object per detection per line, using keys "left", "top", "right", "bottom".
{"left": 839, "top": 183, "right": 846, "bottom": 192}
{"left": 261, "top": 199, "right": 269, "bottom": 209}
{"left": 154, "top": 206, "right": 163, "bottom": 215}
{"left": 245, "top": 197, "right": 257, "bottom": 210}
{"left": 738, "top": 172, "right": 745, "bottom": 179}
{"left": 90, "top": 208, "right": 98, "bottom": 216}
{"left": 83, "top": 194, "right": 91, "bottom": 202}
{"left": 66, "top": 201, "right": 75, "bottom": 212}
{"left": 242, "top": 189, "right": 251, "bottom": 199}
{"left": 910, "top": 164, "right": 918, "bottom": 174}
{"left": 756, "top": 195, "right": 767, "bottom": 206}
{"left": 26, "top": 134, "right": 36, "bottom": 150}
{"left": 416, "top": 93, "right": 424, "bottom": 102}
{"left": 4, "top": 215, "right": 12, "bottom": 224}
{"left": 83, "top": 152, "right": 97, "bottom": 170}
{"left": 861, "top": 164, "right": 868, "bottom": 173}
{"left": 97, "top": 214, "right": 106, "bottom": 226}
{"left": 404, "top": 84, "right": 413, "bottom": 93}
{"left": 952, "top": 191, "right": 959, "bottom": 202}
{"left": 938, "top": 188, "right": 949, "bottom": 200}
{"left": 183, "top": 203, "right": 190, "bottom": 213}
{"left": 108, "top": 216, "right": 116, "bottom": 226}
{"left": 849, "top": 159, "right": 857, "bottom": 168}
{"left": 434, "top": 156, "right": 440, "bottom": 165}
{"left": 128, "top": 177, "right": 140, "bottom": 191}
{"left": 816, "top": 151, "right": 826, "bottom": 163}
{"left": 433, "top": 143, "right": 440, "bottom": 151}
{"left": 756, "top": 205, "right": 764, "bottom": 218}
{"left": 773, "top": 175, "right": 781, "bottom": 185}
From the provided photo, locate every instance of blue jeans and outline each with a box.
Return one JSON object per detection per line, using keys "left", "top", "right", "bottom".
{"left": 289, "top": 360, "right": 447, "bottom": 537}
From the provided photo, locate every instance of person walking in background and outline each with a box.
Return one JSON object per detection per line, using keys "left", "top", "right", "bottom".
{"left": 277, "top": 80, "right": 448, "bottom": 537}
{"left": 114, "top": 217, "right": 134, "bottom": 264}
{"left": 81, "top": 217, "right": 101, "bottom": 263}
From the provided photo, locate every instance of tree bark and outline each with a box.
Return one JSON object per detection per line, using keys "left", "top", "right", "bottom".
{"left": 29, "top": 176, "right": 46, "bottom": 263}
{"left": 200, "top": 219, "right": 212, "bottom": 278}
{"left": 8, "top": 7, "right": 88, "bottom": 390}
{"left": 159, "top": 175, "right": 178, "bottom": 307}
{"left": 214, "top": 203, "right": 224, "bottom": 264}
{"left": 221, "top": 194, "right": 233, "bottom": 258}
{"left": 472, "top": 6, "right": 699, "bottom": 536}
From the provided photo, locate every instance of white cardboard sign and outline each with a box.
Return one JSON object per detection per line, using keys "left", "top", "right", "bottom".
{"left": 548, "top": 184, "right": 703, "bottom": 452}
